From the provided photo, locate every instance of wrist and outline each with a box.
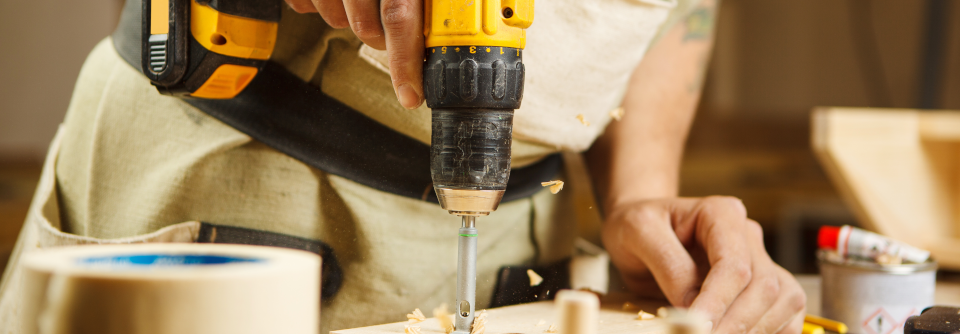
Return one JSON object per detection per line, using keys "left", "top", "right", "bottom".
{"left": 600, "top": 184, "right": 678, "bottom": 217}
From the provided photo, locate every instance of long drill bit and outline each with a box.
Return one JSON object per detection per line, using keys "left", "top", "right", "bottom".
{"left": 454, "top": 215, "right": 478, "bottom": 333}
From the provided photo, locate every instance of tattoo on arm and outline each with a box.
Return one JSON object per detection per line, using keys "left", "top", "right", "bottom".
{"left": 683, "top": 2, "right": 719, "bottom": 92}
{"left": 683, "top": 4, "right": 717, "bottom": 42}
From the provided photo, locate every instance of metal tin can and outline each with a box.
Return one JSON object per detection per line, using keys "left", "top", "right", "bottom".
{"left": 819, "top": 251, "right": 937, "bottom": 334}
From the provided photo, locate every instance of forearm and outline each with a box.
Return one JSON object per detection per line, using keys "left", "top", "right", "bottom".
{"left": 586, "top": 0, "right": 719, "bottom": 213}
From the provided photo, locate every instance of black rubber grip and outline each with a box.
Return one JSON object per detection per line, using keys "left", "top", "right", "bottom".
{"left": 424, "top": 46, "right": 524, "bottom": 109}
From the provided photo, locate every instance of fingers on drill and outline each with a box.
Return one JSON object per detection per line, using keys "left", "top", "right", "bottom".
{"left": 381, "top": 0, "right": 424, "bottom": 109}
{"left": 343, "top": 0, "right": 386, "bottom": 49}
{"left": 620, "top": 205, "right": 702, "bottom": 308}
{"left": 311, "top": 0, "right": 349, "bottom": 28}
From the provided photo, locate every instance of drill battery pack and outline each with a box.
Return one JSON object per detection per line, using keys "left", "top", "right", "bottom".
{"left": 142, "top": 0, "right": 279, "bottom": 99}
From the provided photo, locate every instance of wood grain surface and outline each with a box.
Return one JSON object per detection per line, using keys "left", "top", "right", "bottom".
{"left": 333, "top": 275, "right": 960, "bottom": 334}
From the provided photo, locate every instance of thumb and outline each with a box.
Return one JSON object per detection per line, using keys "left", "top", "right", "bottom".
{"left": 381, "top": 0, "right": 424, "bottom": 109}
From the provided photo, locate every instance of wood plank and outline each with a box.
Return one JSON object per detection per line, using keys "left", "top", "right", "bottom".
{"left": 333, "top": 275, "right": 960, "bottom": 334}
{"left": 332, "top": 296, "right": 670, "bottom": 334}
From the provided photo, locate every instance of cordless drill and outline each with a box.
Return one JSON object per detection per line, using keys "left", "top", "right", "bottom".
{"left": 422, "top": 0, "right": 534, "bottom": 332}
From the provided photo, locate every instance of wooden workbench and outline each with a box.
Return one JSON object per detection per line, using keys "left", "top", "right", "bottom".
{"left": 334, "top": 275, "right": 960, "bottom": 334}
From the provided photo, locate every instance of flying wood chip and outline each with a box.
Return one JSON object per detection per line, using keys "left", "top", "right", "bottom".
{"left": 526, "top": 269, "right": 544, "bottom": 286}
{"left": 610, "top": 107, "right": 625, "bottom": 121}
{"left": 637, "top": 310, "right": 656, "bottom": 320}
{"left": 576, "top": 114, "right": 591, "bottom": 126}
{"left": 541, "top": 180, "right": 564, "bottom": 194}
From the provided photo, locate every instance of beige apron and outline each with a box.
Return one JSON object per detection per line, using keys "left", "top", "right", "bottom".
{"left": 0, "top": 40, "right": 596, "bottom": 334}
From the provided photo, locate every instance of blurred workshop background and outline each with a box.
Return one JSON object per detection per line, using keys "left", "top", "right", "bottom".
{"left": 0, "top": 0, "right": 958, "bottom": 276}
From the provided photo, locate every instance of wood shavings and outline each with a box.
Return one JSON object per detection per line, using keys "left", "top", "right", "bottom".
{"left": 536, "top": 319, "right": 547, "bottom": 326}
{"left": 470, "top": 310, "right": 487, "bottom": 334}
{"left": 637, "top": 310, "right": 656, "bottom": 320}
{"left": 610, "top": 107, "right": 625, "bottom": 121}
{"left": 545, "top": 324, "right": 559, "bottom": 333}
{"left": 527, "top": 269, "right": 544, "bottom": 286}
{"left": 404, "top": 325, "right": 421, "bottom": 334}
{"left": 877, "top": 254, "right": 903, "bottom": 265}
{"left": 407, "top": 308, "right": 426, "bottom": 323}
{"left": 657, "top": 307, "right": 669, "bottom": 318}
{"left": 434, "top": 304, "right": 455, "bottom": 334}
{"left": 576, "top": 114, "right": 591, "bottom": 126}
{"left": 541, "top": 180, "right": 564, "bottom": 194}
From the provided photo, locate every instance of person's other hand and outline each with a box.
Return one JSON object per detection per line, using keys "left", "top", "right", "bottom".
{"left": 603, "top": 196, "right": 806, "bottom": 334}
{"left": 284, "top": 0, "right": 424, "bottom": 109}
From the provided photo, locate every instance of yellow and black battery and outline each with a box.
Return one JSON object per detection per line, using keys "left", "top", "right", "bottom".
{"left": 142, "top": 0, "right": 279, "bottom": 99}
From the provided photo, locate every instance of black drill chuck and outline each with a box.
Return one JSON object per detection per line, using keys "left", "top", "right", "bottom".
{"left": 424, "top": 46, "right": 525, "bottom": 192}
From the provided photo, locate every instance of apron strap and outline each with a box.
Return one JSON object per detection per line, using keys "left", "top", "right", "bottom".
{"left": 195, "top": 222, "right": 343, "bottom": 302}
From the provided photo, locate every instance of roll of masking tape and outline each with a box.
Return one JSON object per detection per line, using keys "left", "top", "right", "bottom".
{"left": 21, "top": 243, "right": 320, "bottom": 334}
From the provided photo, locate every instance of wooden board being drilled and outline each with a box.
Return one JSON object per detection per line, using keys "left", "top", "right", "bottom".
{"left": 332, "top": 297, "right": 670, "bottom": 334}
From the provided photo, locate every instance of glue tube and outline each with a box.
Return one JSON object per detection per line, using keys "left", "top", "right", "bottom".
{"left": 818, "top": 225, "right": 930, "bottom": 263}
